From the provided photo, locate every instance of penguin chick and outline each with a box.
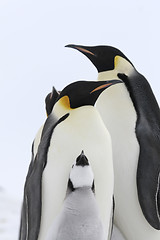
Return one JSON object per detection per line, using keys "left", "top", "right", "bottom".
{"left": 46, "top": 151, "right": 106, "bottom": 240}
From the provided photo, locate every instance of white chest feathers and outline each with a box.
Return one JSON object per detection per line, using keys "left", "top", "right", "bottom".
{"left": 38, "top": 106, "right": 114, "bottom": 240}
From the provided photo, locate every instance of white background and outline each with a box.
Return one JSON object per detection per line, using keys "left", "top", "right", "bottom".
{"left": 0, "top": 0, "right": 160, "bottom": 201}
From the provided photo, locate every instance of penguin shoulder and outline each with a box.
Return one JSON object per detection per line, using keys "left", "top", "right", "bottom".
{"left": 33, "top": 124, "right": 44, "bottom": 159}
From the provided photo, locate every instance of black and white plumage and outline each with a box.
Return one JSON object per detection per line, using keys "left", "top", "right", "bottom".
{"left": 45, "top": 87, "right": 60, "bottom": 116}
{"left": 66, "top": 44, "right": 160, "bottom": 239}
{"left": 19, "top": 79, "right": 121, "bottom": 240}
{"left": 19, "top": 113, "right": 66, "bottom": 240}
{"left": 46, "top": 151, "right": 106, "bottom": 240}
{"left": 31, "top": 87, "right": 60, "bottom": 162}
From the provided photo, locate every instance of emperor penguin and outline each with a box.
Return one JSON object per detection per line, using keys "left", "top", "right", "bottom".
{"left": 45, "top": 86, "right": 60, "bottom": 116}
{"left": 19, "top": 87, "right": 60, "bottom": 240}
{"left": 65, "top": 44, "right": 160, "bottom": 240}
{"left": 19, "top": 79, "right": 121, "bottom": 240}
{"left": 46, "top": 150, "right": 106, "bottom": 240}
{"left": 31, "top": 86, "right": 60, "bottom": 162}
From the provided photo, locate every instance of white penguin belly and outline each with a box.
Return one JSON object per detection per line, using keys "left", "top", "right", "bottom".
{"left": 38, "top": 106, "right": 114, "bottom": 240}
{"left": 96, "top": 83, "right": 160, "bottom": 240}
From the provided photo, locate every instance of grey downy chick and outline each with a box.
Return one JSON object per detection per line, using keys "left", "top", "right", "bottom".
{"left": 46, "top": 151, "right": 106, "bottom": 240}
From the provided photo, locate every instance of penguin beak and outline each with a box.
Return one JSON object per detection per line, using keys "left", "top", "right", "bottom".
{"left": 45, "top": 86, "right": 60, "bottom": 116}
{"left": 90, "top": 80, "right": 122, "bottom": 94}
{"left": 65, "top": 44, "right": 95, "bottom": 56}
{"left": 81, "top": 150, "right": 85, "bottom": 156}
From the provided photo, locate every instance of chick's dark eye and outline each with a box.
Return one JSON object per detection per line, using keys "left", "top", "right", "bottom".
{"left": 72, "top": 164, "right": 74, "bottom": 168}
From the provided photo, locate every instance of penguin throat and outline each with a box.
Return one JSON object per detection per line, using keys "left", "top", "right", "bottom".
{"left": 53, "top": 96, "right": 71, "bottom": 119}
{"left": 98, "top": 69, "right": 134, "bottom": 82}
{"left": 98, "top": 57, "right": 134, "bottom": 81}
{"left": 98, "top": 70, "right": 119, "bottom": 81}
{"left": 58, "top": 96, "right": 71, "bottom": 109}
{"left": 114, "top": 56, "right": 134, "bottom": 75}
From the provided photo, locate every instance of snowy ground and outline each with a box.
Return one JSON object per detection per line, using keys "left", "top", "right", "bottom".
{"left": 0, "top": 187, "right": 125, "bottom": 240}
{"left": 0, "top": 188, "right": 21, "bottom": 240}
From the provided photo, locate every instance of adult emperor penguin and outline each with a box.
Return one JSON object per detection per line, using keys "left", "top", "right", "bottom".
{"left": 19, "top": 79, "right": 121, "bottom": 240}
{"left": 45, "top": 86, "right": 60, "bottom": 116}
{"left": 65, "top": 44, "right": 160, "bottom": 240}
{"left": 19, "top": 87, "right": 60, "bottom": 239}
{"left": 32, "top": 87, "right": 60, "bottom": 161}
{"left": 46, "top": 150, "right": 106, "bottom": 240}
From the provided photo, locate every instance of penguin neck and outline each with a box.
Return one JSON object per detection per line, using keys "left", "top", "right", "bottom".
{"left": 98, "top": 70, "right": 119, "bottom": 81}
{"left": 98, "top": 68, "right": 160, "bottom": 124}
{"left": 53, "top": 101, "right": 101, "bottom": 125}
{"left": 120, "top": 71, "right": 160, "bottom": 125}
{"left": 97, "top": 64, "right": 134, "bottom": 81}
{"left": 53, "top": 100, "right": 71, "bottom": 119}
{"left": 65, "top": 188, "right": 98, "bottom": 214}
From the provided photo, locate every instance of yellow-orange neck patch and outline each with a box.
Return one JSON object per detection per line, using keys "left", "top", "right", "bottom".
{"left": 114, "top": 55, "right": 120, "bottom": 68}
{"left": 59, "top": 95, "right": 71, "bottom": 109}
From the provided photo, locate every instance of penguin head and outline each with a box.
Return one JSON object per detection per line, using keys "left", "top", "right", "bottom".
{"left": 55, "top": 79, "right": 122, "bottom": 111}
{"left": 45, "top": 87, "right": 60, "bottom": 116}
{"left": 65, "top": 44, "right": 134, "bottom": 76}
{"left": 68, "top": 151, "right": 94, "bottom": 190}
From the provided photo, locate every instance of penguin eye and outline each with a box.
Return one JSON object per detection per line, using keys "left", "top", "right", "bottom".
{"left": 72, "top": 164, "right": 74, "bottom": 168}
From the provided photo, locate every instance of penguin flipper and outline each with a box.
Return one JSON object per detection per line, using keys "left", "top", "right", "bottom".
{"left": 108, "top": 196, "right": 115, "bottom": 240}
{"left": 118, "top": 72, "right": 160, "bottom": 230}
{"left": 19, "top": 113, "right": 69, "bottom": 240}
{"left": 18, "top": 143, "right": 35, "bottom": 240}
{"left": 137, "top": 118, "right": 160, "bottom": 230}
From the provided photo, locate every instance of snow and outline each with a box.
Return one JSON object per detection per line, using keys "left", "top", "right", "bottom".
{"left": 0, "top": 189, "right": 21, "bottom": 240}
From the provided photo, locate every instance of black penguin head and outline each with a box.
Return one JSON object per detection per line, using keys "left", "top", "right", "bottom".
{"left": 45, "top": 86, "right": 60, "bottom": 116}
{"left": 56, "top": 79, "right": 122, "bottom": 109}
{"left": 69, "top": 151, "right": 94, "bottom": 190}
{"left": 65, "top": 44, "right": 134, "bottom": 74}
{"left": 76, "top": 150, "right": 89, "bottom": 167}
